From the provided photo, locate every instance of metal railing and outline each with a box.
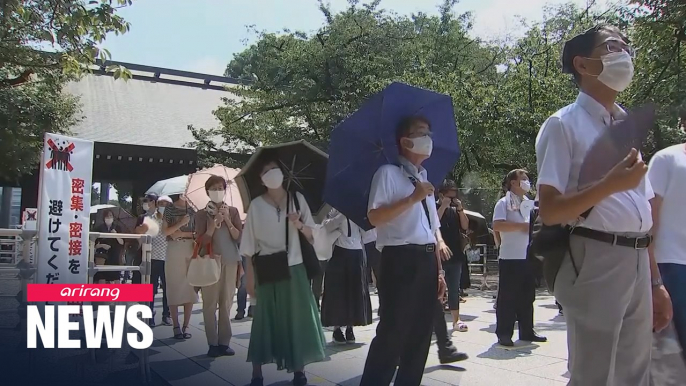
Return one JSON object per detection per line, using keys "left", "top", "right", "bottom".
{"left": 0, "top": 228, "right": 153, "bottom": 383}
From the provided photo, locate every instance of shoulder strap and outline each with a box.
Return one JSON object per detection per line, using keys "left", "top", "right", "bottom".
{"left": 407, "top": 176, "right": 432, "bottom": 228}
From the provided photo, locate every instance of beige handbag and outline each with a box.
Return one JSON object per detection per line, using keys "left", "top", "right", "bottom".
{"left": 187, "top": 241, "right": 221, "bottom": 287}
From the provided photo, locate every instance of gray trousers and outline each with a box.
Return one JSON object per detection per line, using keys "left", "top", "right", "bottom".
{"left": 555, "top": 234, "right": 652, "bottom": 386}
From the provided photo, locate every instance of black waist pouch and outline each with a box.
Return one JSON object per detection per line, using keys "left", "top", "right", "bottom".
{"left": 528, "top": 204, "right": 590, "bottom": 293}
{"left": 252, "top": 251, "right": 290, "bottom": 285}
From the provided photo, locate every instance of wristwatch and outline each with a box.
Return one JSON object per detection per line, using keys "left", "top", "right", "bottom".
{"left": 651, "top": 277, "right": 664, "bottom": 288}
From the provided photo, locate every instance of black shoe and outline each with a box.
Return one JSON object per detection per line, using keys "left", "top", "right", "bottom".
{"left": 235, "top": 312, "right": 245, "bottom": 321}
{"left": 498, "top": 337, "right": 514, "bottom": 347}
{"left": 521, "top": 333, "right": 547, "bottom": 343}
{"left": 332, "top": 328, "right": 346, "bottom": 345}
{"left": 218, "top": 345, "right": 235, "bottom": 356}
{"left": 247, "top": 305, "right": 254, "bottom": 318}
{"left": 438, "top": 348, "right": 469, "bottom": 364}
{"left": 250, "top": 378, "right": 264, "bottom": 386}
{"left": 207, "top": 345, "right": 221, "bottom": 358}
{"left": 293, "top": 371, "right": 307, "bottom": 386}
{"left": 345, "top": 327, "right": 355, "bottom": 344}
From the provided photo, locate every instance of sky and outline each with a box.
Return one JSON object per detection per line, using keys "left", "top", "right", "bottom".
{"left": 101, "top": 0, "right": 594, "bottom": 77}
{"left": 99, "top": 0, "right": 596, "bottom": 200}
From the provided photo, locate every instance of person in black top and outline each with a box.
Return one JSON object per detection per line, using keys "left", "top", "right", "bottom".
{"left": 436, "top": 179, "right": 470, "bottom": 332}
{"left": 93, "top": 209, "right": 124, "bottom": 283}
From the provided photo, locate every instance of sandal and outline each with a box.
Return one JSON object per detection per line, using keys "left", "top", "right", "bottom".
{"left": 182, "top": 325, "right": 192, "bottom": 339}
{"left": 173, "top": 326, "right": 184, "bottom": 340}
{"left": 453, "top": 321, "right": 468, "bottom": 332}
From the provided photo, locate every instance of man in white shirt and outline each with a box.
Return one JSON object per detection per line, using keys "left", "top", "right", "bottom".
{"left": 535, "top": 25, "right": 672, "bottom": 385}
{"left": 492, "top": 169, "right": 546, "bottom": 347}
{"left": 359, "top": 116, "right": 453, "bottom": 386}
{"left": 648, "top": 141, "right": 686, "bottom": 356}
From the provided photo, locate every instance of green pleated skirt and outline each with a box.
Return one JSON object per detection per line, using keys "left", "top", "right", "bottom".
{"left": 247, "top": 263, "right": 327, "bottom": 372}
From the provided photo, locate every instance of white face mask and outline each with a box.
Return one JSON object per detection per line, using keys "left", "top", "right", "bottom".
{"left": 406, "top": 135, "right": 433, "bottom": 156}
{"left": 142, "top": 203, "right": 150, "bottom": 212}
{"left": 104, "top": 218, "right": 113, "bottom": 226}
{"left": 157, "top": 207, "right": 165, "bottom": 215}
{"left": 208, "top": 190, "right": 225, "bottom": 204}
{"left": 261, "top": 168, "right": 284, "bottom": 189}
{"left": 595, "top": 51, "right": 634, "bottom": 92}
{"left": 520, "top": 180, "right": 531, "bottom": 192}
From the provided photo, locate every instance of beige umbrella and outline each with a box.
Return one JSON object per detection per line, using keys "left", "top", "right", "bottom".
{"left": 184, "top": 165, "right": 245, "bottom": 219}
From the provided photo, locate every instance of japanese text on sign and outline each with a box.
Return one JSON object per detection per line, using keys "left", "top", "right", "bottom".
{"left": 37, "top": 134, "right": 94, "bottom": 285}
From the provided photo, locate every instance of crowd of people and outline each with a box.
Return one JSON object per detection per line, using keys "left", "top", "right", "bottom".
{"left": 90, "top": 23, "right": 686, "bottom": 386}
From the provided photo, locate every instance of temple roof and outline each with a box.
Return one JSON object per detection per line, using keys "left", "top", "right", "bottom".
{"left": 64, "top": 61, "right": 244, "bottom": 150}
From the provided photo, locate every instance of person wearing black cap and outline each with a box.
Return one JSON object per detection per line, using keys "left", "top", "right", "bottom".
{"left": 535, "top": 25, "right": 672, "bottom": 385}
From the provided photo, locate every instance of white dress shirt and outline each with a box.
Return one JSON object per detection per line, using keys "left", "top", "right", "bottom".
{"left": 648, "top": 144, "right": 686, "bottom": 265}
{"left": 492, "top": 196, "right": 530, "bottom": 260}
{"left": 535, "top": 92, "right": 654, "bottom": 233}
{"left": 368, "top": 158, "right": 441, "bottom": 251}
{"left": 322, "top": 209, "right": 364, "bottom": 250}
{"left": 362, "top": 228, "right": 377, "bottom": 245}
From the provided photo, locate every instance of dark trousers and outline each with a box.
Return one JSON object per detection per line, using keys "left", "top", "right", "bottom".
{"left": 496, "top": 259, "right": 535, "bottom": 340}
{"left": 360, "top": 244, "right": 437, "bottom": 386}
{"left": 365, "top": 242, "right": 381, "bottom": 285}
{"left": 150, "top": 260, "right": 169, "bottom": 317}
{"left": 433, "top": 297, "right": 451, "bottom": 352}
{"left": 659, "top": 263, "right": 686, "bottom": 356}
{"left": 311, "top": 260, "right": 329, "bottom": 308}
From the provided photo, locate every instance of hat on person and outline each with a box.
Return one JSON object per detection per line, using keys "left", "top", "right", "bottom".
{"left": 158, "top": 195, "right": 173, "bottom": 204}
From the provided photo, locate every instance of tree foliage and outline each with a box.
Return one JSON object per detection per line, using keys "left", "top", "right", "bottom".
{"left": 0, "top": 0, "right": 134, "bottom": 182}
{"left": 192, "top": 0, "right": 686, "bottom": 204}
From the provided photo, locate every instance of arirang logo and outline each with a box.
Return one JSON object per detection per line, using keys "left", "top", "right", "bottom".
{"left": 27, "top": 304, "right": 154, "bottom": 349}
{"left": 25, "top": 284, "right": 154, "bottom": 349}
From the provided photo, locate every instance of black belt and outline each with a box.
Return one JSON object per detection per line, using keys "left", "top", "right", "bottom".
{"left": 569, "top": 227, "right": 652, "bottom": 249}
{"left": 387, "top": 243, "right": 436, "bottom": 253}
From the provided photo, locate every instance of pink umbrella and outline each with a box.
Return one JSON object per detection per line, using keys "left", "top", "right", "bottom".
{"left": 184, "top": 165, "right": 246, "bottom": 219}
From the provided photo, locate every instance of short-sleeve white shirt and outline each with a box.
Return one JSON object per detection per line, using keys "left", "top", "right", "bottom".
{"left": 368, "top": 163, "right": 441, "bottom": 250}
{"left": 535, "top": 92, "right": 654, "bottom": 233}
{"left": 239, "top": 191, "right": 315, "bottom": 266}
{"left": 492, "top": 197, "right": 530, "bottom": 260}
{"left": 648, "top": 144, "right": 686, "bottom": 265}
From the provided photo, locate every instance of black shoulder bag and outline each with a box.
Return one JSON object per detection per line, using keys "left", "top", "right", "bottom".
{"left": 289, "top": 191, "right": 322, "bottom": 280}
{"left": 528, "top": 202, "right": 592, "bottom": 293}
{"left": 251, "top": 202, "right": 291, "bottom": 285}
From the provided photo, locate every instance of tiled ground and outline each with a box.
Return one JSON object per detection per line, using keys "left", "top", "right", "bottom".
{"left": 148, "top": 288, "right": 570, "bottom": 386}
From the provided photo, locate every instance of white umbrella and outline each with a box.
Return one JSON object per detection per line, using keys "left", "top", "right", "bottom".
{"left": 90, "top": 204, "right": 116, "bottom": 214}
{"left": 146, "top": 175, "right": 188, "bottom": 196}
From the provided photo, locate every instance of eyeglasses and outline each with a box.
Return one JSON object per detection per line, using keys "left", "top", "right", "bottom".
{"left": 598, "top": 38, "right": 635, "bottom": 58}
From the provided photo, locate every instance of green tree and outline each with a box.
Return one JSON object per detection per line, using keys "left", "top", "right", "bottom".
{"left": 194, "top": 0, "right": 685, "bottom": 203}
{"left": 191, "top": 0, "right": 500, "bottom": 173}
{"left": 0, "top": 0, "right": 134, "bottom": 183}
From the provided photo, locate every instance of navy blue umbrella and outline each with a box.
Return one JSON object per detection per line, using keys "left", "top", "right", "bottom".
{"left": 324, "top": 82, "right": 460, "bottom": 231}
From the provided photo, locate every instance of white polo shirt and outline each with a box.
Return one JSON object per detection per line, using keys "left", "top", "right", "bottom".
{"left": 368, "top": 161, "right": 441, "bottom": 251}
{"left": 648, "top": 144, "right": 686, "bottom": 265}
{"left": 535, "top": 92, "right": 654, "bottom": 233}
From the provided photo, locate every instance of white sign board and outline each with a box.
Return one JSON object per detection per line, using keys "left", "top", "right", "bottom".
{"left": 37, "top": 134, "right": 94, "bottom": 284}
{"left": 22, "top": 208, "right": 38, "bottom": 231}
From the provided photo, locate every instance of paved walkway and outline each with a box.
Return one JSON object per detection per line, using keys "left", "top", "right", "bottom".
{"left": 148, "top": 288, "right": 570, "bottom": 386}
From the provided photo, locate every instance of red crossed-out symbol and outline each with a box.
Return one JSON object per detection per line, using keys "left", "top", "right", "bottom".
{"left": 45, "top": 138, "right": 75, "bottom": 172}
{"left": 26, "top": 210, "right": 36, "bottom": 221}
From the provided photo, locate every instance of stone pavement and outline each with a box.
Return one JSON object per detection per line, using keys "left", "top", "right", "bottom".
{"left": 148, "top": 288, "right": 570, "bottom": 386}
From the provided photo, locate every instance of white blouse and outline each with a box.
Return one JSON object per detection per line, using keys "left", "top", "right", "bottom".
{"left": 239, "top": 191, "right": 315, "bottom": 266}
